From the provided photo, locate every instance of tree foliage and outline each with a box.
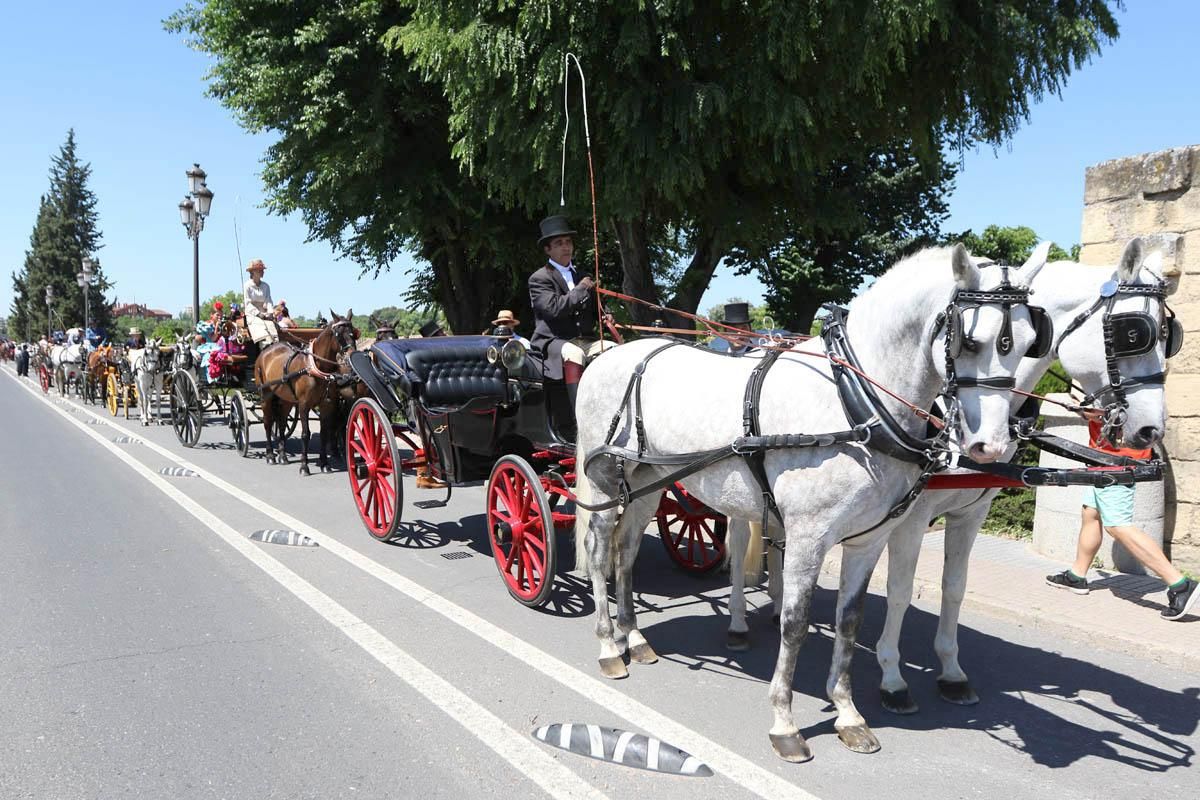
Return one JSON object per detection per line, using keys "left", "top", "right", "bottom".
{"left": 166, "top": 0, "right": 534, "bottom": 335}
{"left": 946, "top": 224, "right": 1076, "bottom": 265}
{"left": 169, "top": 1, "right": 1118, "bottom": 330}
{"left": 9, "top": 131, "right": 112, "bottom": 341}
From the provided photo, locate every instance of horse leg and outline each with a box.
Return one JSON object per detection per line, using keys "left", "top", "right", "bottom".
{"left": 261, "top": 393, "right": 277, "bottom": 463}
{"left": 613, "top": 491, "right": 664, "bottom": 666}
{"left": 935, "top": 502, "right": 988, "bottom": 706}
{"left": 298, "top": 404, "right": 312, "bottom": 476}
{"left": 727, "top": 519, "right": 751, "bottom": 651}
{"left": 768, "top": 534, "right": 826, "bottom": 763}
{"left": 586, "top": 502, "right": 627, "bottom": 679}
{"left": 275, "top": 399, "right": 291, "bottom": 464}
{"left": 877, "top": 520, "right": 924, "bottom": 714}
{"left": 768, "top": 526, "right": 784, "bottom": 623}
{"left": 826, "top": 535, "right": 888, "bottom": 754}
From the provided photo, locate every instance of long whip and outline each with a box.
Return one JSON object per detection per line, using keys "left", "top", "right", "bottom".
{"left": 560, "top": 52, "right": 607, "bottom": 345}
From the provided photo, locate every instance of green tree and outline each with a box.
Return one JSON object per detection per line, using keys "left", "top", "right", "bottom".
{"left": 946, "top": 224, "right": 1075, "bottom": 265}
{"left": 394, "top": 0, "right": 1118, "bottom": 322}
{"left": 166, "top": 1, "right": 533, "bottom": 336}
{"left": 9, "top": 131, "right": 112, "bottom": 339}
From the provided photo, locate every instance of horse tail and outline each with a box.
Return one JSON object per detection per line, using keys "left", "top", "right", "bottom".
{"left": 743, "top": 519, "right": 765, "bottom": 583}
{"left": 573, "top": 464, "right": 592, "bottom": 575}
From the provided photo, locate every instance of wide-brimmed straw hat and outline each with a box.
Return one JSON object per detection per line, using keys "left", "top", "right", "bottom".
{"left": 246, "top": 258, "right": 266, "bottom": 274}
{"left": 491, "top": 310, "right": 520, "bottom": 327}
{"left": 128, "top": 327, "right": 142, "bottom": 335}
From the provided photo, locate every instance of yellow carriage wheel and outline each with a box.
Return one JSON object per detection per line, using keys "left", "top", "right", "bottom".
{"left": 106, "top": 372, "right": 119, "bottom": 416}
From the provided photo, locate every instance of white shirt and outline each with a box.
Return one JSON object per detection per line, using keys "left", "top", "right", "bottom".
{"left": 243, "top": 278, "right": 273, "bottom": 318}
{"left": 549, "top": 259, "right": 575, "bottom": 291}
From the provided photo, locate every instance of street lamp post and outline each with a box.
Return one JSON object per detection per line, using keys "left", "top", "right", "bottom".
{"left": 45, "top": 285, "right": 53, "bottom": 339}
{"left": 179, "top": 164, "right": 214, "bottom": 324}
{"left": 77, "top": 257, "right": 94, "bottom": 343}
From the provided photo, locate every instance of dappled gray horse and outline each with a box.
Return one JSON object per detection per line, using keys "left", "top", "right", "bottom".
{"left": 574, "top": 244, "right": 1042, "bottom": 762}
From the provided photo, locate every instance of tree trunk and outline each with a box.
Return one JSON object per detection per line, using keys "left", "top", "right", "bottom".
{"left": 612, "top": 217, "right": 661, "bottom": 325}
{"left": 666, "top": 229, "right": 725, "bottom": 326}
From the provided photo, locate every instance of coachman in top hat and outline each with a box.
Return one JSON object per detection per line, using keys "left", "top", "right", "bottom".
{"left": 528, "top": 215, "right": 614, "bottom": 410}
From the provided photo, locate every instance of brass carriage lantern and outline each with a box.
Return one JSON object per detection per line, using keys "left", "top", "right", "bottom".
{"left": 179, "top": 163, "right": 214, "bottom": 329}
{"left": 77, "top": 256, "right": 94, "bottom": 342}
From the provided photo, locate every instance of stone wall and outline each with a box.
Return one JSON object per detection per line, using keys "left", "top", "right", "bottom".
{"left": 1079, "top": 145, "right": 1200, "bottom": 571}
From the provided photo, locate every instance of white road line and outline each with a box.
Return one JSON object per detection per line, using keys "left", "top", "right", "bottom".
{"left": 1, "top": 370, "right": 606, "bottom": 800}
{"left": 5, "top": 367, "right": 820, "bottom": 800}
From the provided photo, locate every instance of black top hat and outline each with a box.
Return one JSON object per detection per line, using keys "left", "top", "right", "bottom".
{"left": 538, "top": 215, "right": 577, "bottom": 247}
{"left": 419, "top": 319, "right": 445, "bottom": 338}
{"left": 723, "top": 302, "right": 752, "bottom": 326}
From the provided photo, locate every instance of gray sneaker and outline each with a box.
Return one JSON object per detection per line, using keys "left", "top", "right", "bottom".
{"left": 1162, "top": 579, "right": 1200, "bottom": 621}
{"left": 1045, "top": 570, "right": 1090, "bottom": 595}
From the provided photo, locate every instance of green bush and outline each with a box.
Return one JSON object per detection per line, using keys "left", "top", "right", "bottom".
{"left": 980, "top": 363, "right": 1072, "bottom": 538}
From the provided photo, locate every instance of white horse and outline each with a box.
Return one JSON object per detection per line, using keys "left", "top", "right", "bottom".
{"left": 573, "top": 245, "right": 1042, "bottom": 762}
{"left": 872, "top": 238, "right": 1176, "bottom": 713}
{"left": 50, "top": 336, "right": 87, "bottom": 395}
{"left": 127, "top": 337, "right": 165, "bottom": 426}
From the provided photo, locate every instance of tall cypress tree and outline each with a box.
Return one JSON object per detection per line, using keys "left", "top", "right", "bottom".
{"left": 9, "top": 130, "right": 111, "bottom": 341}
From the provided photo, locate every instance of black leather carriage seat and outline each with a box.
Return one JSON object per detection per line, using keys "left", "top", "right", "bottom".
{"left": 370, "top": 337, "right": 507, "bottom": 409}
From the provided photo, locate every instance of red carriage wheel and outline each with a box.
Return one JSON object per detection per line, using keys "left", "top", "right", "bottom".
{"left": 656, "top": 483, "right": 728, "bottom": 574}
{"left": 38, "top": 364, "right": 51, "bottom": 394}
{"left": 346, "top": 397, "right": 403, "bottom": 541}
{"left": 486, "top": 455, "right": 556, "bottom": 607}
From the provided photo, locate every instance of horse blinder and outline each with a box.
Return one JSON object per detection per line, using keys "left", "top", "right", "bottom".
{"left": 1025, "top": 306, "right": 1053, "bottom": 359}
{"left": 1165, "top": 311, "right": 1184, "bottom": 359}
{"left": 1109, "top": 312, "right": 1158, "bottom": 357}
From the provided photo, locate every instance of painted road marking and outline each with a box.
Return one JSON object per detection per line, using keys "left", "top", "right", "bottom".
{"left": 6, "top": 368, "right": 818, "bottom": 800}
{"left": 2, "top": 371, "right": 608, "bottom": 800}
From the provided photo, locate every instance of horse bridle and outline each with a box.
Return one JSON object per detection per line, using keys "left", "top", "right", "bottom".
{"left": 1055, "top": 278, "right": 1183, "bottom": 443}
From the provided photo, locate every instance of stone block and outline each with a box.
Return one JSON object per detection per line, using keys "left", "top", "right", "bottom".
{"left": 1170, "top": 461, "right": 1200, "bottom": 506}
{"left": 1078, "top": 240, "right": 1126, "bottom": 268}
{"left": 1163, "top": 416, "right": 1200, "bottom": 457}
{"left": 1166, "top": 541, "right": 1200, "bottom": 574}
{"left": 1167, "top": 374, "right": 1200, "bottom": 417}
{"left": 1170, "top": 502, "right": 1200, "bottom": 547}
{"left": 1084, "top": 146, "right": 1196, "bottom": 204}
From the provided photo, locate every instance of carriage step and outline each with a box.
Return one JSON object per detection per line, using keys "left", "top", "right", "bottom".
{"left": 248, "top": 529, "right": 318, "bottom": 547}
{"left": 413, "top": 499, "right": 449, "bottom": 509}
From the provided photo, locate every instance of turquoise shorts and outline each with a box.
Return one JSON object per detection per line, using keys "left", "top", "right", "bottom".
{"left": 1082, "top": 484, "right": 1135, "bottom": 527}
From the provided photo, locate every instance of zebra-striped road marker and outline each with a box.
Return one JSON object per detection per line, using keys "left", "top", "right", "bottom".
{"left": 112, "top": 435, "right": 140, "bottom": 444}
{"left": 159, "top": 467, "right": 200, "bottom": 478}
{"left": 533, "top": 723, "right": 712, "bottom": 777}
{"left": 248, "top": 529, "right": 319, "bottom": 548}
{"left": 85, "top": 419, "right": 105, "bottom": 425}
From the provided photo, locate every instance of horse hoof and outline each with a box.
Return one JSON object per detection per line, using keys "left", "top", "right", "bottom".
{"left": 880, "top": 689, "right": 919, "bottom": 715}
{"left": 769, "top": 733, "right": 813, "bottom": 763}
{"left": 629, "top": 642, "right": 658, "bottom": 664}
{"left": 599, "top": 656, "right": 628, "bottom": 679}
{"left": 300, "top": 466, "right": 311, "bottom": 476}
{"left": 835, "top": 724, "right": 881, "bottom": 754}
{"left": 938, "top": 679, "right": 979, "bottom": 706}
{"left": 726, "top": 631, "right": 751, "bottom": 652}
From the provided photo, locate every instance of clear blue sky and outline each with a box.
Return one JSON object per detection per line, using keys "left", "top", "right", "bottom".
{"left": 1, "top": 1, "right": 1197, "bottom": 326}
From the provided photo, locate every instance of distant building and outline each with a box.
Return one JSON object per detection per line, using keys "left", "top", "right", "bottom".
{"left": 111, "top": 302, "right": 173, "bottom": 322}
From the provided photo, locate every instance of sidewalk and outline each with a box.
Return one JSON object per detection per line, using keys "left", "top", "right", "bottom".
{"left": 822, "top": 530, "right": 1200, "bottom": 672}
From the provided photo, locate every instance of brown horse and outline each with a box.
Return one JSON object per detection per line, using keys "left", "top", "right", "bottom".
{"left": 87, "top": 344, "right": 120, "bottom": 403}
{"left": 253, "top": 309, "right": 359, "bottom": 475}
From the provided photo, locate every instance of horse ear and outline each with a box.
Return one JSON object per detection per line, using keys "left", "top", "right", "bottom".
{"left": 1020, "top": 241, "right": 1053, "bottom": 285}
{"left": 951, "top": 243, "right": 979, "bottom": 289}
{"left": 329, "top": 308, "right": 338, "bottom": 322}
{"left": 346, "top": 308, "right": 353, "bottom": 322}
{"left": 1117, "top": 237, "right": 1144, "bottom": 282}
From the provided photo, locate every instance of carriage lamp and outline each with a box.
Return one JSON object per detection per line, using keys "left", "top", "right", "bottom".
{"left": 77, "top": 257, "right": 94, "bottom": 343}
{"left": 179, "top": 163, "right": 214, "bottom": 332}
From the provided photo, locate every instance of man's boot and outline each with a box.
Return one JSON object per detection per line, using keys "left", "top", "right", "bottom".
{"left": 415, "top": 463, "right": 448, "bottom": 490}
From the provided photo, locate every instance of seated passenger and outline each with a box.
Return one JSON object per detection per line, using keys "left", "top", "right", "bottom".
{"left": 243, "top": 258, "right": 281, "bottom": 347}
{"left": 126, "top": 327, "right": 146, "bottom": 350}
{"left": 275, "top": 300, "right": 296, "bottom": 329}
{"left": 528, "top": 215, "right": 614, "bottom": 409}
{"left": 485, "top": 309, "right": 530, "bottom": 349}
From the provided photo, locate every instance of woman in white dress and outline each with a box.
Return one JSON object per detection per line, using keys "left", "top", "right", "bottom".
{"left": 243, "top": 259, "right": 280, "bottom": 346}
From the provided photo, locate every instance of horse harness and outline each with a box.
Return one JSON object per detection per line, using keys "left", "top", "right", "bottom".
{"left": 257, "top": 319, "right": 359, "bottom": 395}
{"left": 1053, "top": 277, "right": 1182, "bottom": 444}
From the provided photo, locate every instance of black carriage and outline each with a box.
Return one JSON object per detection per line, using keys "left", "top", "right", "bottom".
{"left": 345, "top": 335, "right": 727, "bottom": 607}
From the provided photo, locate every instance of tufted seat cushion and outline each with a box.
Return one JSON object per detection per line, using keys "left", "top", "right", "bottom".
{"left": 371, "top": 337, "right": 506, "bottom": 408}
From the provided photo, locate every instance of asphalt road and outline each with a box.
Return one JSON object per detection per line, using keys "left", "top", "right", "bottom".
{"left": 1, "top": 364, "right": 1196, "bottom": 800}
